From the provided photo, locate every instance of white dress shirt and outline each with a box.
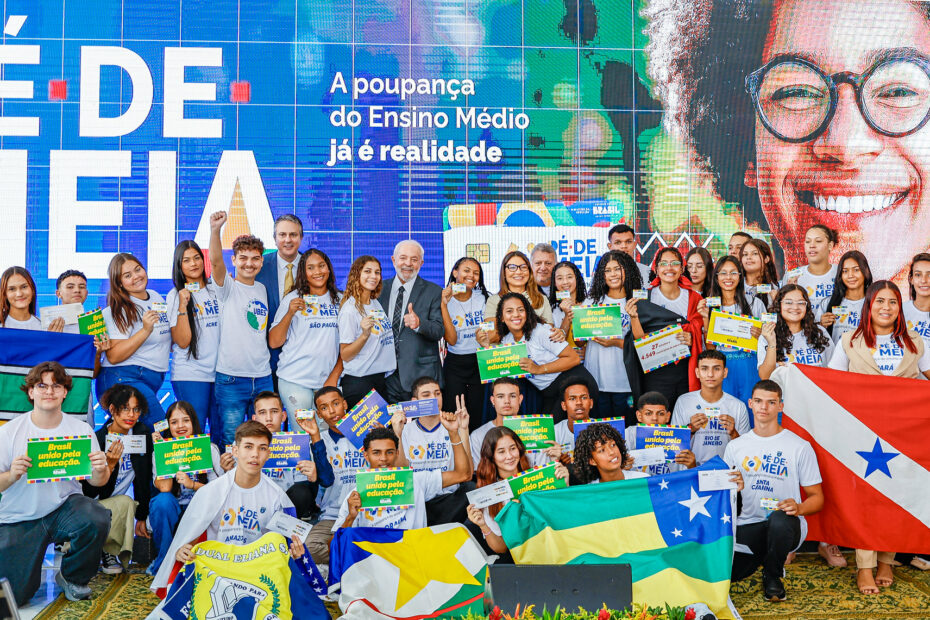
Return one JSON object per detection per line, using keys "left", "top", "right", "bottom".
{"left": 277, "top": 253, "right": 299, "bottom": 301}
{"left": 388, "top": 275, "right": 418, "bottom": 328}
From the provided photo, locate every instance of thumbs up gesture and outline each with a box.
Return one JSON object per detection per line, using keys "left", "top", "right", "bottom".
{"left": 403, "top": 302, "right": 420, "bottom": 330}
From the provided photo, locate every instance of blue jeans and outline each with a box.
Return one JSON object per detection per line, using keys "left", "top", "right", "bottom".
{"left": 96, "top": 365, "right": 166, "bottom": 430}
{"left": 171, "top": 380, "right": 215, "bottom": 433}
{"left": 214, "top": 372, "right": 273, "bottom": 446}
{"left": 277, "top": 377, "right": 317, "bottom": 432}
{"left": 148, "top": 492, "right": 184, "bottom": 575}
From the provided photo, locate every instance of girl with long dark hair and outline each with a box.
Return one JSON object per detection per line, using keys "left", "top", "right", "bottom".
{"left": 548, "top": 260, "right": 587, "bottom": 346}
{"left": 167, "top": 240, "right": 220, "bottom": 430}
{"left": 481, "top": 251, "right": 553, "bottom": 345}
{"left": 757, "top": 285, "right": 833, "bottom": 380}
{"left": 0, "top": 266, "right": 44, "bottom": 330}
{"left": 685, "top": 247, "right": 714, "bottom": 299}
{"left": 584, "top": 251, "right": 642, "bottom": 419}
{"left": 904, "top": 253, "right": 930, "bottom": 349}
{"left": 740, "top": 238, "right": 780, "bottom": 307}
{"left": 697, "top": 257, "right": 766, "bottom": 403}
{"left": 440, "top": 257, "right": 490, "bottom": 431}
{"left": 817, "top": 251, "right": 873, "bottom": 343}
{"left": 97, "top": 253, "right": 172, "bottom": 429}
{"left": 269, "top": 249, "right": 343, "bottom": 428}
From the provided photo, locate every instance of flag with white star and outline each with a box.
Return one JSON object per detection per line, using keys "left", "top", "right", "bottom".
{"left": 496, "top": 457, "right": 736, "bottom": 619}
{"left": 773, "top": 364, "right": 930, "bottom": 553}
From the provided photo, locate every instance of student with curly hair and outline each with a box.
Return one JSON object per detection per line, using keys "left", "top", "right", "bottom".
{"left": 338, "top": 256, "right": 395, "bottom": 409}
{"left": 757, "top": 285, "right": 833, "bottom": 380}
{"left": 816, "top": 251, "right": 873, "bottom": 344}
{"left": 584, "top": 251, "right": 642, "bottom": 419}
{"left": 208, "top": 210, "right": 274, "bottom": 447}
{"left": 572, "top": 422, "right": 646, "bottom": 484}
{"left": 644, "top": 0, "right": 929, "bottom": 282}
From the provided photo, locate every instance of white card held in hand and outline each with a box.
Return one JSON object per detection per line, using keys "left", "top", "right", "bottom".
{"left": 761, "top": 313, "right": 777, "bottom": 323}
{"left": 479, "top": 321, "right": 495, "bottom": 332}
{"left": 556, "top": 290, "right": 571, "bottom": 300}
{"left": 756, "top": 284, "right": 773, "bottom": 294}
{"left": 628, "top": 447, "right": 666, "bottom": 468}
{"left": 303, "top": 295, "right": 319, "bottom": 305}
{"left": 184, "top": 282, "right": 201, "bottom": 292}
{"left": 154, "top": 419, "right": 169, "bottom": 433}
{"left": 706, "top": 296, "right": 722, "bottom": 307}
{"left": 761, "top": 497, "right": 780, "bottom": 512}
{"left": 368, "top": 310, "right": 386, "bottom": 320}
{"left": 40, "top": 303, "right": 84, "bottom": 327}
{"left": 703, "top": 407, "right": 721, "bottom": 419}
{"left": 266, "top": 510, "right": 312, "bottom": 542}
{"left": 633, "top": 289, "right": 648, "bottom": 300}
{"left": 106, "top": 433, "right": 147, "bottom": 454}
{"left": 295, "top": 409, "right": 315, "bottom": 420}
{"left": 452, "top": 283, "right": 467, "bottom": 294}
{"left": 150, "top": 302, "right": 168, "bottom": 313}
{"left": 698, "top": 469, "right": 739, "bottom": 492}
{"left": 466, "top": 479, "right": 514, "bottom": 509}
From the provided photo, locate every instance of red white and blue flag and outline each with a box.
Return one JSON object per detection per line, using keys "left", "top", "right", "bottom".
{"left": 772, "top": 364, "right": 930, "bottom": 553}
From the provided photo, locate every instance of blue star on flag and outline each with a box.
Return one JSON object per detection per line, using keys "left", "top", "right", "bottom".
{"left": 856, "top": 438, "right": 899, "bottom": 478}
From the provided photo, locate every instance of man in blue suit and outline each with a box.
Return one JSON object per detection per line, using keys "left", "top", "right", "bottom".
{"left": 378, "top": 240, "right": 444, "bottom": 402}
{"left": 255, "top": 214, "right": 304, "bottom": 379}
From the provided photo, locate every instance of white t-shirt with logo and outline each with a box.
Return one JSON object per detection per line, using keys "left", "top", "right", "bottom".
{"left": 904, "top": 300, "right": 930, "bottom": 348}
{"left": 501, "top": 323, "right": 568, "bottom": 390}
{"left": 0, "top": 413, "right": 102, "bottom": 523}
{"left": 101, "top": 290, "right": 172, "bottom": 372}
{"left": 338, "top": 298, "right": 396, "bottom": 377}
{"left": 446, "top": 293, "right": 485, "bottom": 355}
{"left": 402, "top": 418, "right": 456, "bottom": 495}
{"left": 331, "top": 469, "right": 442, "bottom": 531}
{"left": 757, "top": 326, "right": 834, "bottom": 368}
{"left": 582, "top": 296, "right": 631, "bottom": 393}
{"left": 214, "top": 277, "right": 271, "bottom": 378}
{"left": 788, "top": 265, "right": 837, "bottom": 309}
{"left": 671, "top": 391, "right": 751, "bottom": 465}
{"left": 650, "top": 286, "right": 689, "bottom": 318}
{"left": 2, "top": 315, "right": 42, "bottom": 330}
{"left": 815, "top": 296, "right": 864, "bottom": 344}
{"left": 828, "top": 333, "right": 930, "bottom": 376}
{"left": 206, "top": 476, "right": 294, "bottom": 545}
{"left": 167, "top": 285, "right": 221, "bottom": 382}
{"left": 113, "top": 453, "right": 135, "bottom": 497}
{"left": 273, "top": 291, "right": 340, "bottom": 388}
{"left": 724, "top": 429, "right": 821, "bottom": 549}
{"left": 319, "top": 431, "right": 369, "bottom": 521}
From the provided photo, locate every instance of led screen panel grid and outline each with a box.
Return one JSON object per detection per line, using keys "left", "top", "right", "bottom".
{"left": 1, "top": 0, "right": 735, "bottom": 308}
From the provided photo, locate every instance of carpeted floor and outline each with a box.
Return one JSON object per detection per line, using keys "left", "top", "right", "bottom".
{"left": 31, "top": 553, "right": 930, "bottom": 619}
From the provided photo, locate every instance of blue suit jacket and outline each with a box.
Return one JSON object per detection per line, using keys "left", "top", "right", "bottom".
{"left": 255, "top": 251, "right": 282, "bottom": 372}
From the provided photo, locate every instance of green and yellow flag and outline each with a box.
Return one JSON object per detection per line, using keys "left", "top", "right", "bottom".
{"left": 496, "top": 458, "right": 737, "bottom": 619}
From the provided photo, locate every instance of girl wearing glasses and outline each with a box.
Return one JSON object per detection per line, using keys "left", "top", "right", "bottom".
{"left": 739, "top": 239, "right": 780, "bottom": 308}
{"left": 98, "top": 254, "right": 172, "bottom": 431}
{"left": 82, "top": 385, "right": 154, "bottom": 575}
{"left": 440, "top": 257, "right": 490, "bottom": 432}
{"left": 816, "top": 251, "right": 873, "bottom": 343}
{"left": 827, "top": 281, "right": 930, "bottom": 593}
{"left": 645, "top": 0, "right": 930, "bottom": 284}
{"left": 685, "top": 247, "right": 714, "bottom": 299}
{"left": 480, "top": 251, "right": 553, "bottom": 345}
{"left": 757, "top": 285, "right": 834, "bottom": 380}
{"left": 584, "top": 251, "right": 642, "bottom": 419}
{"left": 697, "top": 257, "right": 766, "bottom": 403}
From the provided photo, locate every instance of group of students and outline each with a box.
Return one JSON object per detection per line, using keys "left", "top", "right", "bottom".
{"left": 1, "top": 217, "right": 929, "bottom": 607}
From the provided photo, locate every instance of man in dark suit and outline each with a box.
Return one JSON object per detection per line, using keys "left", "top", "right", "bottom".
{"left": 379, "top": 240, "right": 444, "bottom": 402}
{"left": 255, "top": 214, "right": 303, "bottom": 377}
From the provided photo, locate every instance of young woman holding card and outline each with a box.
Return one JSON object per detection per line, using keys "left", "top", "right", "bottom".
{"left": 904, "top": 253, "right": 930, "bottom": 350}
{"left": 740, "top": 239, "right": 780, "bottom": 308}
{"left": 495, "top": 292, "right": 591, "bottom": 421}
{"left": 828, "top": 281, "right": 930, "bottom": 593}
{"left": 82, "top": 385, "right": 154, "bottom": 575}
{"left": 97, "top": 253, "right": 172, "bottom": 430}
{"left": 167, "top": 240, "right": 220, "bottom": 431}
{"left": 757, "top": 285, "right": 833, "bottom": 380}
{"left": 465, "top": 427, "right": 568, "bottom": 559}
{"left": 817, "top": 252, "right": 873, "bottom": 344}
{"left": 269, "top": 249, "right": 343, "bottom": 429}
{"left": 584, "top": 251, "right": 642, "bottom": 420}
{"left": 697, "top": 257, "right": 766, "bottom": 403}
{"left": 0, "top": 266, "right": 55, "bottom": 331}
{"left": 338, "top": 256, "right": 395, "bottom": 409}
{"left": 441, "top": 257, "right": 490, "bottom": 431}
{"left": 572, "top": 422, "right": 646, "bottom": 484}
{"left": 548, "top": 260, "right": 587, "bottom": 346}
{"left": 147, "top": 401, "right": 228, "bottom": 576}
{"left": 481, "top": 251, "right": 553, "bottom": 345}
{"left": 685, "top": 247, "right": 714, "bottom": 299}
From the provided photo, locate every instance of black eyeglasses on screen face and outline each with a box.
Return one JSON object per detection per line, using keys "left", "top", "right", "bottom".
{"left": 745, "top": 51, "right": 930, "bottom": 143}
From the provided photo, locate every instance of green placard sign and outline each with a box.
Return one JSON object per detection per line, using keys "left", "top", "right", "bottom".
{"left": 153, "top": 434, "right": 213, "bottom": 479}
{"left": 571, "top": 304, "right": 627, "bottom": 340}
{"left": 77, "top": 308, "right": 108, "bottom": 338}
{"left": 26, "top": 436, "right": 93, "bottom": 483}
{"left": 476, "top": 342, "right": 529, "bottom": 383}
{"left": 503, "top": 415, "right": 555, "bottom": 451}
{"left": 356, "top": 468, "right": 415, "bottom": 510}
{"left": 507, "top": 462, "right": 567, "bottom": 498}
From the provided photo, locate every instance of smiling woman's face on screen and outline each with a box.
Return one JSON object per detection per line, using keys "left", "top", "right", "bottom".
{"left": 746, "top": 0, "right": 930, "bottom": 279}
